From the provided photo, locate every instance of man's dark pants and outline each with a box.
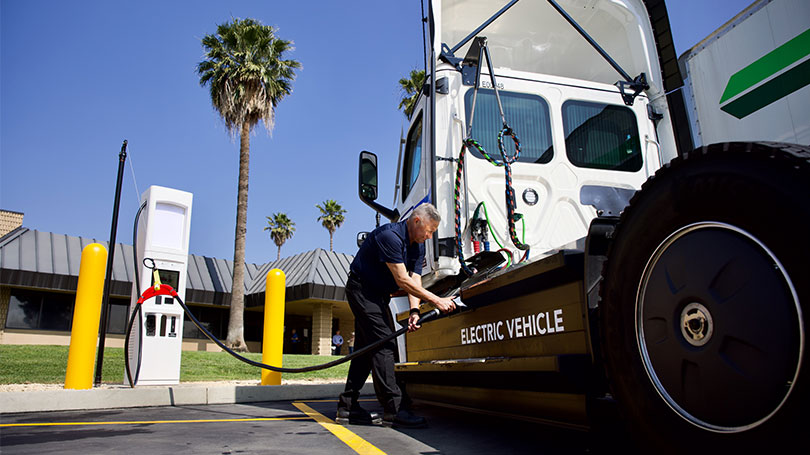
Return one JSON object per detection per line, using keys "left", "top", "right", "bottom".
{"left": 338, "top": 276, "right": 402, "bottom": 415}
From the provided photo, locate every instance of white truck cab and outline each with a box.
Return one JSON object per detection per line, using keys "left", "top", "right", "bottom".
{"left": 368, "top": 0, "right": 680, "bottom": 285}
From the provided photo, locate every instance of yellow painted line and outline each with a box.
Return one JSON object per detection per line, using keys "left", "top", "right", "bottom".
{"left": 0, "top": 416, "right": 309, "bottom": 428}
{"left": 292, "top": 402, "right": 386, "bottom": 455}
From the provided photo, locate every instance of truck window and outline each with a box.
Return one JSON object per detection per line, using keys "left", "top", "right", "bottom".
{"left": 562, "top": 100, "right": 642, "bottom": 172}
{"left": 402, "top": 113, "right": 423, "bottom": 202}
{"left": 464, "top": 89, "right": 553, "bottom": 164}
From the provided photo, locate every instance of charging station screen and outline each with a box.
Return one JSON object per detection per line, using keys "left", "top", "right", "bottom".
{"left": 151, "top": 269, "right": 180, "bottom": 291}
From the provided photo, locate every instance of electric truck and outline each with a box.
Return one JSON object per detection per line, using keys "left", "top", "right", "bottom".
{"left": 356, "top": 0, "right": 808, "bottom": 451}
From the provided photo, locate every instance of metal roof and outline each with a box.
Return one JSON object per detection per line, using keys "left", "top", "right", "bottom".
{"left": 0, "top": 228, "right": 351, "bottom": 306}
{"left": 245, "top": 248, "right": 354, "bottom": 307}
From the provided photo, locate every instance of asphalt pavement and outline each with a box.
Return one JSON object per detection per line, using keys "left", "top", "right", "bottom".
{"left": 0, "top": 395, "right": 632, "bottom": 454}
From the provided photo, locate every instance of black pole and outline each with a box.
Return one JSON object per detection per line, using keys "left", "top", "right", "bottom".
{"left": 94, "top": 140, "right": 128, "bottom": 386}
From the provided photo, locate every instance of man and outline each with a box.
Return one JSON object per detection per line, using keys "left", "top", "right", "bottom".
{"left": 290, "top": 329, "right": 300, "bottom": 354}
{"left": 332, "top": 330, "right": 344, "bottom": 355}
{"left": 336, "top": 203, "right": 456, "bottom": 428}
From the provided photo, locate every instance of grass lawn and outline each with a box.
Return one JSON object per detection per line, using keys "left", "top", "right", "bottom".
{"left": 0, "top": 345, "right": 349, "bottom": 385}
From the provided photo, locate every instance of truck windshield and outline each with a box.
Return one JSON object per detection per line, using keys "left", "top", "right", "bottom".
{"left": 562, "top": 100, "right": 642, "bottom": 172}
{"left": 464, "top": 89, "right": 553, "bottom": 164}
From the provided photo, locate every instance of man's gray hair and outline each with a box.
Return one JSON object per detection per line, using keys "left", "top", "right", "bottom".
{"left": 412, "top": 203, "right": 441, "bottom": 223}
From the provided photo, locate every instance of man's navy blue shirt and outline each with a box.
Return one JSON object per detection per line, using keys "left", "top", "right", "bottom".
{"left": 350, "top": 220, "right": 424, "bottom": 296}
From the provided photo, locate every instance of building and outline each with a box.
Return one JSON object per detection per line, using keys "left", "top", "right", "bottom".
{"left": 0, "top": 214, "right": 355, "bottom": 355}
{"left": 0, "top": 210, "right": 24, "bottom": 237}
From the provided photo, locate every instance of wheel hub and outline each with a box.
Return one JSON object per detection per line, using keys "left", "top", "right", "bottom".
{"left": 680, "top": 303, "right": 713, "bottom": 347}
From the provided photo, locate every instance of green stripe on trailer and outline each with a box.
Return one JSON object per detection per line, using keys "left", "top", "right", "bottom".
{"left": 720, "top": 28, "right": 810, "bottom": 103}
{"left": 721, "top": 58, "right": 810, "bottom": 119}
{"left": 719, "top": 28, "right": 810, "bottom": 118}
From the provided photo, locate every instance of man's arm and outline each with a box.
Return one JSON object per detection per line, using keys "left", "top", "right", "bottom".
{"left": 406, "top": 272, "right": 421, "bottom": 310}
{"left": 406, "top": 274, "right": 423, "bottom": 332}
{"left": 385, "top": 262, "right": 456, "bottom": 313}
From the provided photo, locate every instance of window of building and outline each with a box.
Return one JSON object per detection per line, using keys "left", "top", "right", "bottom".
{"left": 5, "top": 289, "right": 130, "bottom": 333}
{"left": 562, "top": 100, "right": 642, "bottom": 171}
{"left": 183, "top": 305, "right": 227, "bottom": 340}
{"left": 464, "top": 89, "right": 553, "bottom": 164}
{"left": 6, "top": 289, "right": 73, "bottom": 331}
{"left": 401, "top": 113, "right": 423, "bottom": 202}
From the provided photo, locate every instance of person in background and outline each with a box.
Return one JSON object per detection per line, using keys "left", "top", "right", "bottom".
{"left": 332, "top": 330, "right": 344, "bottom": 355}
{"left": 290, "top": 329, "right": 300, "bottom": 354}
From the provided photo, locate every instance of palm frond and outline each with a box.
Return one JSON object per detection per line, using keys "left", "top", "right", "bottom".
{"left": 197, "top": 18, "right": 300, "bottom": 135}
{"left": 398, "top": 69, "right": 425, "bottom": 119}
{"left": 316, "top": 199, "right": 347, "bottom": 233}
{"left": 264, "top": 212, "right": 296, "bottom": 247}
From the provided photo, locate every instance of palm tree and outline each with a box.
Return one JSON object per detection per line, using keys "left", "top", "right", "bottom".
{"left": 316, "top": 200, "right": 347, "bottom": 252}
{"left": 197, "top": 18, "right": 300, "bottom": 352}
{"left": 264, "top": 213, "right": 296, "bottom": 261}
{"left": 398, "top": 69, "right": 425, "bottom": 119}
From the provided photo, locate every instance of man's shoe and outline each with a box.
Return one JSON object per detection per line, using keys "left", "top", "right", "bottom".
{"left": 336, "top": 406, "right": 382, "bottom": 426}
{"left": 382, "top": 409, "right": 428, "bottom": 429}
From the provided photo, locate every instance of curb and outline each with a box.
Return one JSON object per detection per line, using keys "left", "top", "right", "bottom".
{"left": 0, "top": 382, "right": 373, "bottom": 414}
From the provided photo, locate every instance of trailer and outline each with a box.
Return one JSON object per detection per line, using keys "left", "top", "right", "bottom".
{"left": 679, "top": 0, "right": 810, "bottom": 148}
{"left": 356, "top": 0, "right": 808, "bottom": 451}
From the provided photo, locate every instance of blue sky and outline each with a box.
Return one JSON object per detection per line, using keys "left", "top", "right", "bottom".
{"left": 1, "top": 0, "right": 754, "bottom": 265}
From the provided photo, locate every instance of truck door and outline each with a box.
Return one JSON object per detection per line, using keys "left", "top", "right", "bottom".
{"left": 398, "top": 108, "right": 429, "bottom": 220}
{"left": 396, "top": 106, "right": 433, "bottom": 270}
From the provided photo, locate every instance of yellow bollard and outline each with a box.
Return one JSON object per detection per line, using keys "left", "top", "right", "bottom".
{"left": 64, "top": 243, "right": 108, "bottom": 389}
{"left": 262, "top": 268, "right": 286, "bottom": 385}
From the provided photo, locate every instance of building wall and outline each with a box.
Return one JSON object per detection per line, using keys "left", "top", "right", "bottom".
{"left": 1, "top": 285, "right": 333, "bottom": 355}
{"left": 1, "top": 329, "right": 259, "bottom": 353}
{"left": 0, "top": 284, "right": 262, "bottom": 352}
{"left": 1, "top": 330, "right": 127, "bottom": 347}
{"left": 0, "top": 285, "right": 10, "bottom": 343}
{"left": 182, "top": 339, "right": 260, "bottom": 352}
{"left": 0, "top": 210, "right": 23, "bottom": 236}
{"left": 311, "top": 302, "right": 333, "bottom": 355}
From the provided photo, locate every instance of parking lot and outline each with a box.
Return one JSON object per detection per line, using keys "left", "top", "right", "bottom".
{"left": 0, "top": 396, "right": 636, "bottom": 454}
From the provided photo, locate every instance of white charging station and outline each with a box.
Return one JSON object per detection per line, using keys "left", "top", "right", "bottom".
{"left": 127, "top": 185, "right": 192, "bottom": 386}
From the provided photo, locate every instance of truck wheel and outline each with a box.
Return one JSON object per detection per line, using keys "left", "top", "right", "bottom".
{"left": 599, "top": 142, "right": 809, "bottom": 452}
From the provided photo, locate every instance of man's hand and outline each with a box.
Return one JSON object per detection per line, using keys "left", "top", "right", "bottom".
{"left": 433, "top": 295, "right": 456, "bottom": 313}
{"left": 408, "top": 312, "right": 421, "bottom": 332}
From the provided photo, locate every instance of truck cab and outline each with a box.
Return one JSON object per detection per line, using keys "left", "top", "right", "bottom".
{"left": 365, "top": 0, "right": 680, "bottom": 285}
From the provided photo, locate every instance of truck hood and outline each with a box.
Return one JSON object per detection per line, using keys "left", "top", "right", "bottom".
{"left": 432, "top": 0, "right": 677, "bottom": 97}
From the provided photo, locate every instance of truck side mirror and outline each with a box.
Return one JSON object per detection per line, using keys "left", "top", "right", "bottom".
{"left": 358, "top": 151, "right": 399, "bottom": 222}
{"left": 359, "top": 151, "right": 378, "bottom": 201}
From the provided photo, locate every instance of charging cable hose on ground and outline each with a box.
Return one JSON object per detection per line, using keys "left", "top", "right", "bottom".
{"left": 124, "top": 284, "right": 441, "bottom": 385}
{"left": 123, "top": 201, "right": 446, "bottom": 387}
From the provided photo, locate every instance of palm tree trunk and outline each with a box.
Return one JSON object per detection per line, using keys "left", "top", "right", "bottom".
{"left": 226, "top": 121, "right": 250, "bottom": 352}
{"left": 329, "top": 231, "right": 334, "bottom": 251}
{"left": 277, "top": 244, "right": 281, "bottom": 261}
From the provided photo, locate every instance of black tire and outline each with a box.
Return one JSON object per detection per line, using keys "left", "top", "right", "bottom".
{"left": 600, "top": 142, "right": 809, "bottom": 453}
